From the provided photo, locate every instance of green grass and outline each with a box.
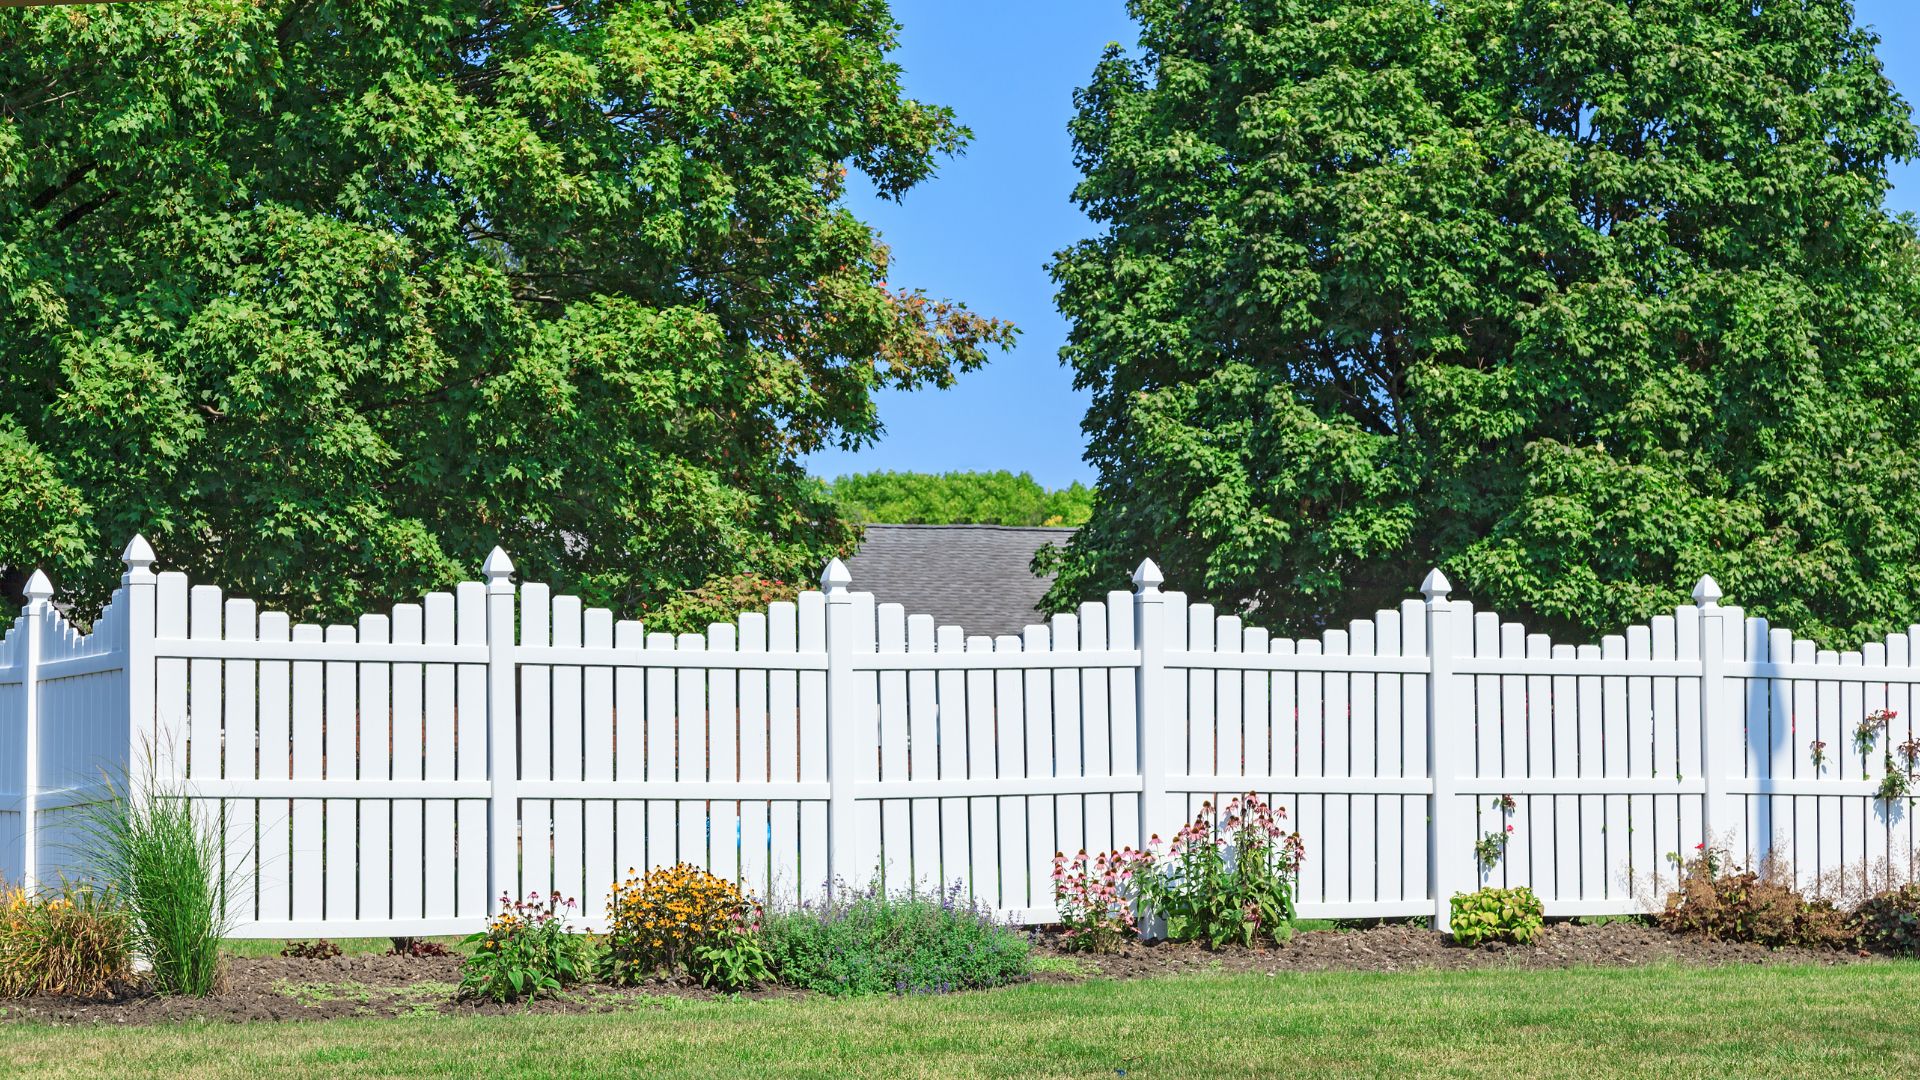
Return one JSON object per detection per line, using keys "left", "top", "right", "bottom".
{"left": 2, "top": 962, "right": 1917, "bottom": 1077}
{"left": 1026, "top": 954, "right": 1091, "bottom": 977}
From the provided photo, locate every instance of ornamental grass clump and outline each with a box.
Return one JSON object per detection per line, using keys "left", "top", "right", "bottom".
{"left": 458, "top": 892, "right": 589, "bottom": 1003}
{"left": 600, "top": 864, "right": 771, "bottom": 990}
{"left": 82, "top": 775, "right": 231, "bottom": 997}
{"left": 761, "top": 881, "right": 1030, "bottom": 996}
{"left": 0, "top": 882, "right": 135, "bottom": 998}
{"left": 1131, "top": 793, "right": 1305, "bottom": 948}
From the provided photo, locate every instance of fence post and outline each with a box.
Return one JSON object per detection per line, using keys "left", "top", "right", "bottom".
{"left": 1423, "top": 568, "right": 1469, "bottom": 932}
{"left": 482, "top": 547, "right": 518, "bottom": 916}
{"left": 1132, "top": 559, "right": 1173, "bottom": 857}
{"left": 121, "top": 536, "right": 157, "bottom": 819}
{"left": 820, "top": 557, "right": 858, "bottom": 896}
{"left": 1694, "top": 576, "right": 1735, "bottom": 848}
{"left": 18, "top": 571, "right": 50, "bottom": 891}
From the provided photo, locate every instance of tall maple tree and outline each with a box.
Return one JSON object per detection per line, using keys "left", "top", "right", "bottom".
{"left": 1047, "top": 0, "right": 1920, "bottom": 646}
{"left": 0, "top": 1, "right": 1011, "bottom": 619}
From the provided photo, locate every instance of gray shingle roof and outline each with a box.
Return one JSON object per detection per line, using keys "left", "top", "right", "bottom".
{"left": 844, "top": 524, "right": 1075, "bottom": 638}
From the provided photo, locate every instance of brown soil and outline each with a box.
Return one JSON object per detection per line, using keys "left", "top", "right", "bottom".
{"left": 0, "top": 952, "right": 802, "bottom": 1025}
{"left": 1044, "top": 921, "right": 1882, "bottom": 980}
{"left": 0, "top": 922, "right": 1885, "bottom": 1025}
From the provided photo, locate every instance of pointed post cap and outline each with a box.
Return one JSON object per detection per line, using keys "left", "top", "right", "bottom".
{"left": 121, "top": 535, "right": 156, "bottom": 583}
{"left": 820, "top": 557, "right": 852, "bottom": 597}
{"left": 1419, "top": 567, "right": 1452, "bottom": 602}
{"left": 1132, "top": 558, "right": 1164, "bottom": 595}
{"left": 23, "top": 570, "right": 52, "bottom": 605}
{"left": 481, "top": 546, "right": 514, "bottom": 591}
{"left": 1691, "top": 574, "right": 1723, "bottom": 607}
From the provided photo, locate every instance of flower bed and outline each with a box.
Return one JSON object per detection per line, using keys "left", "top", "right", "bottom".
{"left": 0, "top": 918, "right": 1892, "bottom": 1026}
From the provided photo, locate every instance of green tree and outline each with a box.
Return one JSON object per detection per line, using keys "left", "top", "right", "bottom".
{"left": 0, "top": 1, "right": 1011, "bottom": 620}
{"left": 830, "top": 470, "right": 1094, "bottom": 526}
{"left": 1046, "top": 0, "right": 1920, "bottom": 646}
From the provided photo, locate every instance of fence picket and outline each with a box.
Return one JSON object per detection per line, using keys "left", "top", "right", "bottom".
{"left": 584, "top": 607, "right": 615, "bottom": 920}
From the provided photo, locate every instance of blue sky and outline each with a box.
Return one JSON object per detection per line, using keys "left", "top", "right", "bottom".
{"left": 804, "top": 0, "right": 1920, "bottom": 489}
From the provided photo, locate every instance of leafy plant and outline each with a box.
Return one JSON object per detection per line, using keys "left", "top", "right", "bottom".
{"left": 0, "top": 881, "right": 135, "bottom": 998}
{"left": 458, "top": 892, "right": 589, "bottom": 1003}
{"left": 1493, "top": 794, "right": 1517, "bottom": 815}
{"left": 600, "top": 865, "right": 770, "bottom": 991}
{"left": 1474, "top": 826, "right": 1514, "bottom": 872}
{"left": 280, "top": 939, "right": 341, "bottom": 960}
{"left": 1051, "top": 848, "right": 1149, "bottom": 953}
{"left": 690, "top": 933, "right": 775, "bottom": 993}
{"left": 1811, "top": 740, "right": 1830, "bottom": 771}
{"left": 1666, "top": 843, "right": 1722, "bottom": 879}
{"left": 1855, "top": 709, "right": 1895, "bottom": 757}
{"left": 1130, "top": 794, "right": 1305, "bottom": 949}
{"left": 1855, "top": 884, "right": 1920, "bottom": 956}
{"left": 1655, "top": 845, "right": 1851, "bottom": 949}
{"left": 761, "top": 882, "right": 1030, "bottom": 997}
{"left": 81, "top": 774, "right": 232, "bottom": 996}
{"left": 1450, "top": 887, "right": 1544, "bottom": 947}
{"left": 1875, "top": 760, "right": 1910, "bottom": 804}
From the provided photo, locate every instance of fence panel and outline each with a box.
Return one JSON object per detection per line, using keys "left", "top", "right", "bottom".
{"left": 1730, "top": 617, "right": 1920, "bottom": 898}
{"left": 8, "top": 537, "right": 1920, "bottom": 935}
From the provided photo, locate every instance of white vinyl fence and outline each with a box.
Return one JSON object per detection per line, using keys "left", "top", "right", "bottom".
{"left": 1, "top": 538, "right": 1916, "bottom": 934}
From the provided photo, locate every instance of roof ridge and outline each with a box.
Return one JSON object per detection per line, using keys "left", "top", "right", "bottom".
{"left": 857, "top": 523, "right": 1077, "bottom": 532}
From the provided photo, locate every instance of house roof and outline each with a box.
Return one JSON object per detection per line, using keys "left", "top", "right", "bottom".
{"left": 844, "top": 524, "right": 1075, "bottom": 638}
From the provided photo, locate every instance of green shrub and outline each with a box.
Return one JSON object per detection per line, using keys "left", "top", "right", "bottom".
{"left": 82, "top": 777, "right": 231, "bottom": 996}
{"left": 644, "top": 575, "right": 800, "bottom": 637}
{"left": 1131, "top": 794, "right": 1305, "bottom": 948}
{"left": 0, "top": 881, "right": 135, "bottom": 998}
{"left": 761, "top": 883, "right": 1030, "bottom": 996}
{"left": 1855, "top": 884, "right": 1920, "bottom": 955}
{"left": 1655, "top": 846, "right": 1851, "bottom": 949}
{"left": 458, "top": 892, "right": 591, "bottom": 1003}
{"left": 600, "top": 864, "right": 771, "bottom": 990}
{"left": 1450, "top": 887, "right": 1545, "bottom": 946}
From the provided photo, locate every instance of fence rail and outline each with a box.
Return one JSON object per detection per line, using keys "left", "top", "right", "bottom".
{"left": 0, "top": 539, "right": 1914, "bottom": 935}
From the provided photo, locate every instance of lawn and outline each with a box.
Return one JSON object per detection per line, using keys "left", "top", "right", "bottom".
{"left": 3, "top": 962, "right": 1916, "bottom": 1079}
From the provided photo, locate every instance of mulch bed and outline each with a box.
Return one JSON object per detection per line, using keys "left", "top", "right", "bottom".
{"left": 0, "top": 952, "right": 802, "bottom": 1025}
{"left": 0, "top": 922, "right": 1886, "bottom": 1025}
{"left": 1037, "top": 921, "right": 1881, "bottom": 981}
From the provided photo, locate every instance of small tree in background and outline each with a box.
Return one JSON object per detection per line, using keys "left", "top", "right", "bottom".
{"left": 830, "top": 470, "right": 1095, "bottom": 527}
{"left": 1047, "top": 0, "right": 1920, "bottom": 647}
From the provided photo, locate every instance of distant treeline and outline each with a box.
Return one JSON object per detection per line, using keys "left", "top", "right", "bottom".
{"left": 828, "top": 471, "right": 1093, "bottom": 528}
